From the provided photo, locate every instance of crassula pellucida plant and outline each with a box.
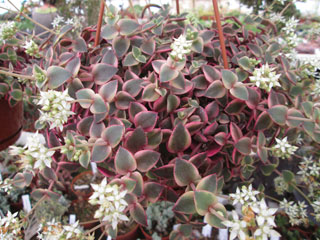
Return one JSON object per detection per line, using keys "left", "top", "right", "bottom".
{"left": 2, "top": 3, "right": 320, "bottom": 239}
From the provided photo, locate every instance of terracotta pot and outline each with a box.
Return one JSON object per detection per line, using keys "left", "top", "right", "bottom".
{"left": 140, "top": 226, "right": 169, "bottom": 240}
{"left": 71, "top": 171, "right": 94, "bottom": 198}
{"left": 101, "top": 222, "right": 139, "bottom": 240}
{"left": 0, "top": 99, "right": 23, "bottom": 150}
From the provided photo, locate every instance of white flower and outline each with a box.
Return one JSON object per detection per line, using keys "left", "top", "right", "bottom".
{"left": 0, "top": 211, "right": 22, "bottom": 239}
{"left": 63, "top": 221, "right": 83, "bottom": 239}
{"left": 37, "top": 90, "right": 75, "bottom": 131}
{"left": 65, "top": 18, "right": 74, "bottom": 25}
{"left": 170, "top": 34, "right": 193, "bottom": 60}
{"left": 251, "top": 199, "right": 277, "bottom": 227}
{"left": 249, "top": 63, "right": 282, "bottom": 92}
{"left": 222, "top": 211, "right": 247, "bottom": 240}
{"left": 52, "top": 15, "right": 64, "bottom": 29}
{"left": 9, "top": 132, "right": 54, "bottom": 171}
{"left": 23, "top": 40, "right": 40, "bottom": 57}
{"left": 0, "top": 21, "right": 16, "bottom": 43}
{"left": 254, "top": 224, "right": 281, "bottom": 240}
{"left": 229, "top": 184, "right": 259, "bottom": 206}
{"left": 283, "top": 17, "right": 299, "bottom": 35}
{"left": 272, "top": 137, "right": 298, "bottom": 159}
{"left": 37, "top": 219, "right": 63, "bottom": 240}
{"left": 279, "top": 199, "right": 307, "bottom": 226}
{"left": 89, "top": 178, "right": 129, "bottom": 230}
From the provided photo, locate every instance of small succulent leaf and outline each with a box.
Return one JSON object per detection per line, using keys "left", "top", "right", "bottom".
{"left": 221, "top": 69, "right": 237, "bottom": 89}
{"left": 282, "top": 170, "right": 294, "bottom": 183}
{"left": 194, "top": 191, "right": 217, "bottom": 216}
{"left": 118, "top": 19, "right": 140, "bottom": 35}
{"left": 143, "top": 182, "right": 164, "bottom": 203}
{"left": 167, "top": 94, "right": 180, "bottom": 113}
{"left": 173, "top": 191, "right": 196, "bottom": 214}
{"left": 191, "top": 37, "right": 204, "bottom": 53}
{"left": 90, "top": 94, "right": 107, "bottom": 114}
{"left": 286, "top": 109, "right": 304, "bottom": 127}
{"left": 130, "top": 172, "right": 143, "bottom": 196}
{"left": 168, "top": 123, "right": 191, "bottom": 153}
{"left": 230, "top": 82, "right": 248, "bottom": 101}
{"left": 92, "top": 63, "right": 118, "bottom": 85}
{"left": 142, "top": 84, "right": 160, "bottom": 102}
{"left": 225, "top": 99, "right": 245, "bottom": 115}
{"left": 76, "top": 89, "right": 94, "bottom": 108}
{"left": 261, "top": 164, "right": 276, "bottom": 176}
{"left": 65, "top": 57, "right": 81, "bottom": 77}
{"left": 170, "top": 72, "right": 185, "bottom": 89}
{"left": 174, "top": 158, "right": 201, "bottom": 187}
{"left": 92, "top": 139, "right": 112, "bottom": 162}
{"left": 73, "top": 38, "right": 87, "bottom": 52}
{"left": 196, "top": 174, "right": 219, "bottom": 193}
{"left": 122, "top": 177, "right": 136, "bottom": 192}
{"left": 99, "top": 80, "right": 118, "bottom": 102}
{"left": 258, "top": 147, "right": 268, "bottom": 163}
{"left": 160, "top": 64, "right": 179, "bottom": 83}
{"left": 205, "top": 80, "right": 226, "bottom": 98}
{"left": 130, "top": 202, "right": 148, "bottom": 227}
{"left": 134, "top": 111, "right": 158, "bottom": 131}
{"left": 146, "top": 129, "right": 163, "bottom": 149}
{"left": 254, "top": 111, "right": 273, "bottom": 131}
{"left": 101, "top": 125, "right": 125, "bottom": 148}
{"left": 152, "top": 164, "right": 174, "bottom": 179}
{"left": 10, "top": 89, "right": 23, "bottom": 101}
{"left": 235, "top": 137, "right": 251, "bottom": 155}
{"left": 112, "top": 36, "right": 130, "bottom": 57}
{"left": 302, "top": 101, "right": 313, "bottom": 117}
{"left": 123, "top": 79, "right": 144, "bottom": 97}
{"left": 257, "top": 131, "right": 266, "bottom": 146}
{"left": 141, "top": 38, "right": 155, "bottom": 55}
{"left": 135, "top": 150, "right": 160, "bottom": 172}
{"left": 123, "top": 52, "right": 139, "bottom": 66}
{"left": 101, "top": 24, "right": 118, "bottom": 40}
{"left": 115, "top": 147, "right": 137, "bottom": 175}
{"left": 204, "top": 212, "right": 225, "bottom": 228}
{"left": 125, "top": 127, "right": 147, "bottom": 153}
{"left": 79, "top": 150, "right": 90, "bottom": 168}
{"left": 47, "top": 66, "right": 72, "bottom": 89}
{"left": 230, "top": 122, "right": 243, "bottom": 141}
{"left": 267, "top": 105, "right": 288, "bottom": 126}
{"left": 202, "top": 65, "right": 220, "bottom": 82}
{"left": 115, "top": 91, "right": 135, "bottom": 110}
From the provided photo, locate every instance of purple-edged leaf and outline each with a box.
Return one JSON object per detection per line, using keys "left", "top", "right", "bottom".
{"left": 92, "top": 63, "right": 118, "bottom": 85}
{"left": 205, "top": 102, "right": 219, "bottom": 120}
{"left": 196, "top": 174, "right": 222, "bottom": 194}
{"left": 248, "top": 43, "right": 263, "bottom": 57}
{"left": 144, "top": 182, "right": 164, "bottom": 203}
{"left": 90, "top": 94, "right": 107, "bottom": 114}
{"left": 258, "top": 146, "right": 268, "bottom": 163}
{"left": 246, "top": 87, "right": 260, "bottom": 109}
{"left": 130, "top": 172, "right": 143, "bottom": 196}
{"left": 194, "top": 190, "right": 217, "bottom": 216}
{"left": 123, "top": 52, "right": 139, "bottom": 66}
{"left": 134, "top": 111, "right": 158, "bottom": 132}
{"left": 66, "top": 57, "right": 80, "bottom": 77}
{"left": 258, "top": 131, "right": 266, "bottom": 147}
{"left": 115, "top": 147, "right": 137, "bottom": 175}
{"left": 267, "top": 105, "right": 288, "bottom": 125}
{"left": 152, "top": 164, "right": 174, "bottom": 179}
{"left": 79, "top": 150, "right": 91, "bottom": 168}
{"left": 115, "top": 91, "right": 135, "bottom": 110}
{"left": 160, "top": 64, "right": 179, "bottom": 83}
{"left": 31, "top": 189, "right": 60, "bottom": 201}
{"left": 225, "top": 99, "right": 245, "bottom": 115}
{"left": 235, "top": 137, "right": 251, "bottom": 155}
{"left": 186, "top": 122, "right": 203, "bottom": 135}
{"left": 112, "top": 36, "right": 130, "bottom": 58}
{"left": 118, "top": 19, "right": 140, "bottom": 35}
{"left": 168, "top": 123, "right": 191, "bottom": 153}
{"left": 141, "top": 38, "right": 155, "bottom": 55}
{"left": 230, "top": 82, "right": 248, "bottom": 101}
{"left": 170, "top": 72, "right": 185, "bottom": 89}
{"left": 286, "top": 109, "right": 304, "bottom": 127}
{"left": 254, "top": 111, "right": 273, "bottom": 130}
{"left": 97, "top": 166, "right": 116, "bottom": 177}
{"left": 92, "top": 139, "right": 111, "bottom": 162}
{"left": 99, "top": 80, "right": 118, "bottom": 102}
{"left": 202, "top": 65, "right": 220, "bottom": 82}
{"left": 89, "top": 120, "right": 104, "bottom": 138}
{"left": 191, "top": 75, "right": 208, "bottom": 90}
{"left": 230, "top": 122, "right": 243, "bottom": 142}
{"left": 76, "top": 89, "right": 94, "bottom": 108}
{"left": 135, "top": 150, "right": 160, "bottom": 172}
{"left": 205, "top": 80, "right": 226, "bottom": 98}
{"left": 192, "top": 37, "right": 204, "bottom": 53}
{"left": 142, "top": 83, "right": 160, "bottom": 102}
{"left": 173, "top": 191, "right": 196, "bottom": 214}
{"left": 13, "top": 172, "right": 33, "bottom": 188}
{"left": 189, "top": 152, "right": 207, "bottom": 168}
{"left": 101, "top": 125, "right": 124, "bottom": 148}
{"left": 221, "top": 69, "right": 237, "bottom": 89}
{"left": 47, "top": 66, "right": 72, "bottom": 89}
{"left": 73, "top": 37, "right": 87, "bottom": 52}
{"left": 204, "top": 212, "right": 225, "bottom": 228}
{"left": 101, "top": 24, "right": 118, "bottom": 40}
{"left": 174, "top": 158, "right": 201, "bottom": 187}
{"left": 214, "top": 132, "right": 227, "bottom": 146}
{"left": 129, "top": 102, "right": 148, "bottom": 122}
{"left": 102, "top": 49, "right": 118, "bottom": 67}
{"left": 123, "top": 79, "right": 144, "bottom": 97}
{"left": 125, "top": 127, "right": 147, "bottom": 153}
{"left": 130, "top": 202, "right": 147, "bottom": 226}
{"left": 167, "top": 94, "right": 180, "bottom": 113}
{"left": 146, "top": 129, "right": 163, "bottom": 149}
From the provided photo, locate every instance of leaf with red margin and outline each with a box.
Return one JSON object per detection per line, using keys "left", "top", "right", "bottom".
{"left": 174, "top": 158, "right": 201, "bottom": 187}
{"left": 134, "top": 111, "right": 158, "bottom": 132}
{"left": 167, "top": 123, "right": 191, "bottom": 153}
{"left": 135, "top": 150, "right": 160, "bottom": 172}
{"left": 114, "top": 147, "right": 137, "bottom": 175}
{"left": 173, "top": 191, "right": 196, "bottom": 214}
{"left": 143, "top": 182, "right": 164, "bottom": 203}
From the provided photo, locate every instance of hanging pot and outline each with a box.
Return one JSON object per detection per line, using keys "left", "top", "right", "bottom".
{"left": 0, "top": 99, "right": 23, "bottom": 150}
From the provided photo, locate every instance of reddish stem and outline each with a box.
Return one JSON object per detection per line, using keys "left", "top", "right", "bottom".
{"left": 212, "top": 0, "right": 228, "bottom": 69}
{"left": 175, "top": 0, "right": 180, "bottom": 14}
{"left": 94, "top": 0, "right": 105, "bottom": 47}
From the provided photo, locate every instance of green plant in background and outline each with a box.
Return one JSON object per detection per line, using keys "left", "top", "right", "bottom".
{"left": 34, "top": 197, "right": 69, "bottom": 223}
{"left": 146, "top": 201, "right": 175, "bottom": 240}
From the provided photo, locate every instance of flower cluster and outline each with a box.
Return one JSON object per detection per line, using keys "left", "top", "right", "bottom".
{"left": 9, "top": 132, "right": 54, "bottom": 171}
{"left": 0, "top": 21, "right": 17, "bottom": 44}
{"left": 37, "top": 220, "right": 92, "bottom": 240}
{"left": 170, "top": 34, "right": 193, "bottom": 60}
{"left": 298, "top": 156, "right": 320, "bottom": 180}
{"left": 52, "top": 15, "right": 83, "bottom": 33}
{"left": 89, "top": 178, "right": 129, "bottom": 230}
{"left": 24, "top": 40, "right": 41, "bottom": 58}
{"left": 249, "top": 63, "right": 281, "bottom": 92}
{"left": 36, "top": 90, "right": 75, "bottom": 131}
{"left": 0, "top": 211, "right": 22, "bottom": 239}
{"left": 281, "top": 17, "right": 300, "bottom": 51}
{"left": 224, "top": 186, "right": 280, "bottom": 240}
{"left": 279, "top": 199, "right": 308, "bottom": 226}
{"left": 271, "top": 137, "right": 298, "bottom": 159}
{"left": 274, "top": 176, "right": 289, "bottom": 195}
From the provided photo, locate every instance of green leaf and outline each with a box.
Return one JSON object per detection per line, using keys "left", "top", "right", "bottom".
{"left": 267, "top": 105, "right": 288, "bottom": 126}
{"left": 10, "top": 89, "right": 23, "bottom": 101}
{"left": 79, "top": 150, "right": 90, "bottom": 168}
{"left": 91, "top": 139, "right": 112, "bottom": 162}
{"left": 90, "top": 94, "right": 107, "bottom": 114}
{"left": 194, "top": 191, "right": 217, "bottom": 216}
{"left": 98, "top": 80, "right": 118, "bottom": 102}
{"left": 135, "top": 150, "right": 160, "bottom": 172}
{"left": 76, "top": 89, "right": 94, "bottom": 108}
{"left": 168, "top": 123, "right": 191, "bottom": 153}
{"left": 254, "top": 111, "right": 273, "bottom": 131}
{"left": 130, "top": 202, "right": 147, "bottom": 226}
{"left": 123, "top": 53, "right": 139, "bottom": 66}
{"left": 47, "top": 66, "right": 72, "bottom": 89}
{"left": 221, "top": 70, "right": 237, "bottom": 89}
{"left": 134, "top": 111, "right": 158, "bottom": 131}
{"left": 230, "top": 82, "right": 248, "bottom": 101}
{"left": 141, "top": 38, "right": 155, "bottom": 55}
{"left": 143, "top": 182, "right": 163, "bottom": 203}
{"left": 136, "top": 55, "right": 146, "bottom": 63}
{"left": 282, "top": 170, "right": 294, "bottom": 183}
{"left": 101, "top": 125, "right": 124, "bottom": 148}
{"left": 261, "top": 164, "right": 276, "bottom": 176}
{"left": 205, "top": 212, "right": 225, "bottom": 228}
{"left": 174, "top": 158, "right": 200, "bottom": 187}
{"left": 238, "top": 56, "right": 252, "bottom": 71}
{"left": 112, "top": 36, "right": 130, "bottom": 57}
{"left": 160, "top": 64, "right": 179, "bottom": 83}
{"left": 115, "top": 147, "right": 137, "bottom": 175}
{"left": 101, "top": 24, "right": 118, "bottom": 40}
{"left": 196, "top": 174, "right": 221, "bottom": 193}
{"left": 302, "top": 101, "right": 313, "bottom": 117}
{"left": 205, "top": 80, "right": 226, "bottom": 98}
{"left": 118, "top": 19, "right": 140, "bottom": 35}
{"left": 191, "top": 37, "right": 204, "bottom": 53}
{"left": 173, "top": 191, "right": 196, "bottom": 214}
{"left": 132, "top": 46, "right": 141, "bottom": 59}
{"left": 235, "top": 137, "right": 251, "bottom": 155}
{"left": 92, "top": 63, "right": 118, "bottom": 85}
